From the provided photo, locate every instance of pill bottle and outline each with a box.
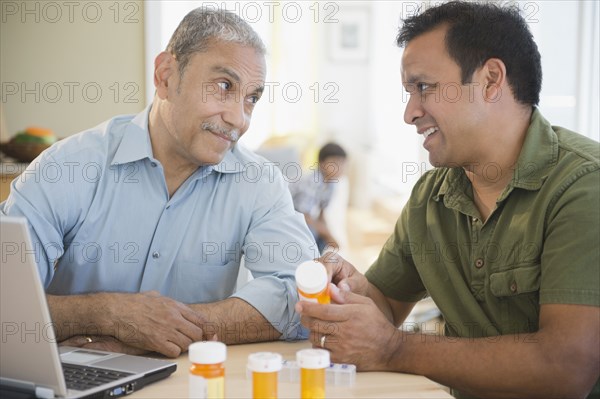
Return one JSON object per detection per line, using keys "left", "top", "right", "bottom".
{"left": 247, "top": 352, "right": 282, "bottom": 399}
{"left": 297, "top": 349, "right": 330, "bottom": 399}
{"left": 189, "top": 341, "right": 226, "bottom": 399}
{"left": 295, "top": 261, "right": 330, "bottom": 304}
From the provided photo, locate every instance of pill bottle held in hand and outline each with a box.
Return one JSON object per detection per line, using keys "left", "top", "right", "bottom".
{"left": 189, "top": 341, "right": 226, "bottom": 399}
{"left": 295, "top": 260, "right": 330, "bottom": 304}
{"left": 247, "top": 352, "right": 282, "bottom": 399}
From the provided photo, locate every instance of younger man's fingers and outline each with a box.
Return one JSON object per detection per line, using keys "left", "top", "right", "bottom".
{"left": 339, "top": 288, "right": 373, "bottom": 305}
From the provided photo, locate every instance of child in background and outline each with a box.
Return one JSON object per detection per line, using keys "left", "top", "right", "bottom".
{"left": 289, "top": 143, "right": 347, "bottom": 254}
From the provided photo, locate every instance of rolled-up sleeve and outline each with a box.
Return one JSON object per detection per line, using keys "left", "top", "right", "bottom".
{"left": 232, "top": 165, "right": 317, "bottom": 340}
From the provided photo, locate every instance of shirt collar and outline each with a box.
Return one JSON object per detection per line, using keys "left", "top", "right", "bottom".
{"left": 111, "top": 105, "right": 154, "bottom": 166}
{"left": 508, "top": 107, "right": 558, "bottom": 191}
{"left": 433, "top": 168, "right": 467, "bottom": 202}
{"left": 110, "top": 105, "right": 245, "bottom": 174}
{"left": 432, "top": 108, "right": 558, "bottom": 202}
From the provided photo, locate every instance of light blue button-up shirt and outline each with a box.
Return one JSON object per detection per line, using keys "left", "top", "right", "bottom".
{"left": 1, "top": 106, "right": 318, "bottom": 339}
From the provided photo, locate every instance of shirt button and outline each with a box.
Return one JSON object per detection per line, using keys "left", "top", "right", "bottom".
{"left": 150, "top": 162, "right": 157, "bottom": 167}
{"left": 510, "top": 281, "right": 518, "bottom": 293}
{"left": 472, "top": 217, "right": 478, "bottom": 223}
{"left": 152, "top": 251, "right": 160, "bottom": 259}
{"left": 166, "top": 205, "right": 170, "bottom": 209}
{"left": 475, "top": 258, "right": 485, "bottom": 268}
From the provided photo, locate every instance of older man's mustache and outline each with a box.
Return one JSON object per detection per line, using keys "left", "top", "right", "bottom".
{"left": 201, "top": 122, "right": 240, "bottom": 142}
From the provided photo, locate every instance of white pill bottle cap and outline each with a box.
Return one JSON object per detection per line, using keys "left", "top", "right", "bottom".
{"left": 296, "top": 349, "right": 330, "bottom": 369}
{"left": 189, "top": 341, "right": 227, "bottom": 364}
{"left": 247, "top": 352, "right": 283, "bottom": 373}
{"left": 295, "top": 261, "right": 328, "bottom": 294}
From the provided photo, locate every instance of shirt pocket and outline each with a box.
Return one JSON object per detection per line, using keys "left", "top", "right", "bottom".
{"left": 489, "top": 264, "right": 541, "bottom": 333}
{"left": 490, "top": 264, "right": 541, "bottom": 296}
{"left": 173, "top": 260, "right": 240, "bottom": 304}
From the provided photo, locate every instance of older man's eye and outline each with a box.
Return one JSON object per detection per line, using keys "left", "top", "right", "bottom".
{"left": 217, "top": 81, "right": 231, "bottom": 90}
{"left": 246, "top": 95, "right": 259, "bottom": 104}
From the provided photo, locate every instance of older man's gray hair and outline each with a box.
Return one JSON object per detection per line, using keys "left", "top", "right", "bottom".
{"left": 166, "top": 7, "right": 266, "bottom": 78}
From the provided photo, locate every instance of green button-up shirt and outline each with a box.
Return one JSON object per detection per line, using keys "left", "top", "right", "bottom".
{"left": 365, "top": 109, "right": 599, "bottom": 397}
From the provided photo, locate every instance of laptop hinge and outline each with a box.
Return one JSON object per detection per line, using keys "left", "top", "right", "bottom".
{"left": 0, "top": 377, "right": 55, "bottom": 398}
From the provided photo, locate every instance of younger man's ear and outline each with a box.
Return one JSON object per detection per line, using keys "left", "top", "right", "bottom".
{"left": 154, "top": 51, "right": 177, "bottom": 99}
{"left": 481, "top": 58, "right": 507, "bottom": 103}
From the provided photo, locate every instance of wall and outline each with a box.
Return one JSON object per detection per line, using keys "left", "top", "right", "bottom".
{"left": 315, "top": 2, "right": 371, "bottom": 207}
{"left": 529, "top": 0, "right": 600, "bottom": 142}
{"left": 0, "top": 0, "right": 146, "bottom": 141}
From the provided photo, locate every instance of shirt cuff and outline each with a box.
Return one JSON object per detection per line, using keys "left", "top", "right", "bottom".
{"left": 231, "top": 275, "right": 308, "bottom": 341}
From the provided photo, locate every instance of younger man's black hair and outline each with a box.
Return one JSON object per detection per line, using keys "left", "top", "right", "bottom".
{"left": 397, "top": 1, "right": 542, "bottom": 106}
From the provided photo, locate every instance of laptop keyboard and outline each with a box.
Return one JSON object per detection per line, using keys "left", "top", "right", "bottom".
{"left": 63, "top": 363, "right": 133, "bottom": 391}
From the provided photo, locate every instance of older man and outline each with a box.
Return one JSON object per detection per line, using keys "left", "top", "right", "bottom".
{"left": 2, "top": 8, "right": 316, "bottom": 357}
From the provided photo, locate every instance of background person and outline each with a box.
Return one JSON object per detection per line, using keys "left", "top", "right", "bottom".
{"left": 289, "top": 142, "right": 347, "bottom": 253}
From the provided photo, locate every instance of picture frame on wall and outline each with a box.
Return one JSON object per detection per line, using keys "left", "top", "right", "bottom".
{"left": 328, "top": 6, "right": 370, "bottom": 63}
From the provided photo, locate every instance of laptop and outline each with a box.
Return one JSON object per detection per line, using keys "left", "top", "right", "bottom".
{"left": 0, "top": 215, "right": 177, "bottom": 398}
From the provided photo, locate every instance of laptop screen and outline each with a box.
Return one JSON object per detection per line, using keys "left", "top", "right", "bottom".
{"left": 1, "top": 215, "right": 68, "bottom": 396}
{"left": 1, "top": 215, "right": 177, "bottom": 398}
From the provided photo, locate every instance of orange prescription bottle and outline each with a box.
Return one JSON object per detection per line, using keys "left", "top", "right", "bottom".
{"left": 297, "top": 349, "right": 330, "bottom": 399}
{"left": 247, "top": 352, "right": 283, "bottom": 399}
{"left": 295, "top": 261, "right": 331, "bottom": 304}
{"left": 189, "top": 342, "right": 226, "bottom": 399}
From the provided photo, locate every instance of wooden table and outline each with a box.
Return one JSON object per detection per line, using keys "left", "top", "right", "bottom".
{"left": 0, "top": 162, "right": 27, "bottom": 202}
{"left": 130, "top": 340, "right": 452, "bottom": 398}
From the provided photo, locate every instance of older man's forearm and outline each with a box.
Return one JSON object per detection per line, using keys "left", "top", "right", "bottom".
{"left": 190, "top": 298, "right": 282, "bottom": 344}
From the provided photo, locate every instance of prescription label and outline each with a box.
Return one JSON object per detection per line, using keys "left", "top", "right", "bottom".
{"left": 298, "top": 292, "right": 319, "bottom": 303}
